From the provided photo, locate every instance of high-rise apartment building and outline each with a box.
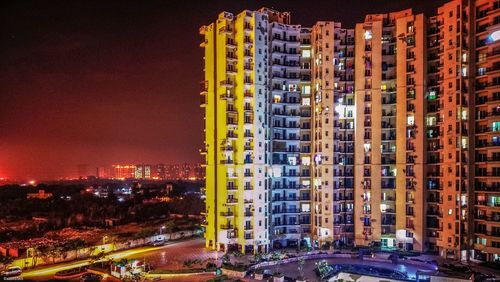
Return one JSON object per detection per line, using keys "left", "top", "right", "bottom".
{"left": 310, "top": 21, "right": 356, "bottom": 248}
{"left": 298, "top": 27, "right": 313, "bottom": 244}
{"left": 311, "top": 21, "right": 338, "bottom": 247}
{"left": 354, "top": 10, "right": 427, "bottom": 252}
{"left": 135, "top": 164, "right": 153, "bottom": 179}
{"left": 425, "top": 0, "right": 472, "bottom": 260}
{"left": 426, "top": 0, "right": 499, "bottom": 262}
{"left": 268, "top": 13, "right": 304, "bottom": 249}
{"left": 111, "top": 165, "right": 136, "bottom": 179}
{"left": 473, "top": 0, "right": 500, "bottom": 263}
{"left": 200, "top": 9, "right": 270, "bottom": 253}
{"left": 201, "top": 2, "right": 500, "bottom": 262}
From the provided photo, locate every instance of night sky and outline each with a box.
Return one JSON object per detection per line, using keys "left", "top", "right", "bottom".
{"left": 0, "top": 0, "right": 446, "bottom": 180}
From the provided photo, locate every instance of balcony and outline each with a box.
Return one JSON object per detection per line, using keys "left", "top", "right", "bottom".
{"left": 272, "top": 208, "right": 301, "bottom": 214}
{"left": 272, "top": 196, "right": 299, "bottom": 201}
{"left": 226, "top": 198, "right": 238, "bottom": 204}
{"left": 220, "top": 80, "right": 234, "bottom": 88}
{"left": 272, "top": 221, "right": 300, "bottom": 227}
{"left": 382, "top": 98, "right": 397, "bottom": 105}
{"left": 427, "top": 198, "right": 442, "bottom": 204}
{"left": 200, "top": 93, "right": 207, "bottom": 107}
{"left": 427, "top": 210, "right": 442, "bottom": 217}
{"left": 221, "top": 211, "right": 234, "bottom": 217}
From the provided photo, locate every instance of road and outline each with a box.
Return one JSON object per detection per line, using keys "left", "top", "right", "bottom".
{"left": 127, "top": 237, "right": 221, "bottom": 269}
{"left": 21, "top": 237, "right": 218, "bottom": 281}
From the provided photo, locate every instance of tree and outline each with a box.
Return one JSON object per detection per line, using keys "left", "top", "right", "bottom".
{"left": 47, "top": 246, "right": 63, "bottom": 264}
{"left": 163, "top": 220, "right": 176, "bottom": 234}
{"left": 88, "top": 246, "right": 97, "bottom": 258}
{"left": 134, "top": 228, "right": 156, "bottom": 239}
{"left": 34, "top": 245, "right": 50, "bottom": 267}
{"left": 315, "top": 260, "right": 333, "bottom": 280}
{"left": 63, "top": 238, "right": 86, "bottom": 259}
{"left": 221, "top": 253, "right": 230, "bottom": 265}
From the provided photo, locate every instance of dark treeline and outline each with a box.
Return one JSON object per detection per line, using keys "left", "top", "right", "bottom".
{"left": 0, "top": 182, "right": 203, "bottom": 242}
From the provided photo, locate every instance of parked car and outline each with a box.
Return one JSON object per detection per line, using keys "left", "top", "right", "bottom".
{"left": 80, "top": 273, "right": 102, "bottom": 282}
{"left": 1, "top": 266, "right": 22, "bottom": 277}
{"left": 152, "top": 240, "right": 166, "bottom": 246}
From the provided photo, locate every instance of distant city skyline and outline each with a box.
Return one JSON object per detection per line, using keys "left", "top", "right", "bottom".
{"left": 1, "top": 162, "right": 203, "bottom": 182}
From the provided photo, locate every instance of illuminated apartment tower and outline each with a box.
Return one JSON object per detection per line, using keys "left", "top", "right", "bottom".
{"left": 354, "top": 10, "right": 426, "bottom": 251}
{"left": 334, "top": 26, "right": 356, "bottom": 247}
{"left": 298, "top": 27, "right": 313, "bottom": 243}
{"left": 311, "top": 21, "right": 337, "bottom": 248}
{"left": 200, "top": 10, "right": 269, "bottom": 253}
{"left": 134, "top": 164, "right": 152, "bottom": 179}
{"left": 310, "top": 22, "right": 356, "bottom": 248}
{"left": 267, "top": 10, "right": 305, "bottom": 249}
{"left": 425, "top": 14, "right": 443, "bottom": 255}
{"left": 425, "top": 0, "right": 474, "bottom": 260}
{"left": 111, "top": 165, "right": 136, "bottom": 179}
{"left": 472, "top": 0, "right": 500, "bottom": 263}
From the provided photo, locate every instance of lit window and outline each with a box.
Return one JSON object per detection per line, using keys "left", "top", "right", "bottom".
{"left": 364, "top": 30, "right": 372, "bottom": 40}
{"left": 461, "top": 137, "right": 467, "bottom": 149}
{"left": 407, "top": 116, "right": 415, "bottom": 125}
{"left": 426, "top": 116, "right": 436, "bottom": 126}
{"left": 302, "top": 98, "right": 310, "bottom": 106}
{"left": 493, "top": 121, "right": 500, "bottom": 132}
{"left": 301, "top": 49, "right": 311, "bottom": 58}
{"left": 364, "top": 143, "right": 371, "bottom": 152}
{"left": 303, "top": 85, "right": 311, "bottom": 94}
{"left": 314, "top": 154, "right": 322, "bottom": 164}
{"left": 489, "top": 30, "right": 500, "bottom": 42}
{"left": 301, "top": 156, "right": 310, "bottom": 165}
{"left": 301, "top": 204, "right": 310, "bottom": 212}
{"left": 380, "top": 204, "right": 387, "bottom": 212}
{"left": 428, "top": 91, "right": 436, "bottom": 100}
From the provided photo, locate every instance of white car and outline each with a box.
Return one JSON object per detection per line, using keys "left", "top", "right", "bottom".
{"left": 152, "top": 240, "right": 166, "bottom": 246}
{"left": 2, "top": 266, "right": 22, "bottom": 277}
